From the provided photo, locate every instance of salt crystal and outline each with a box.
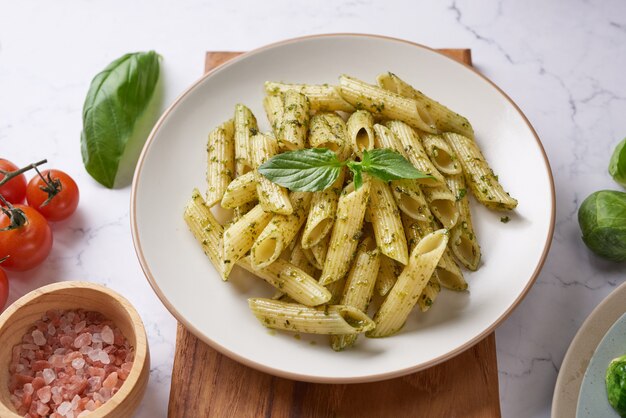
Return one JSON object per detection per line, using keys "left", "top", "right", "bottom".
{"left": 91, "top": 333, "right": 102, "bottom": 343}
{"left": 22, "top": 343, "right": 39, "bottom": 350}
{"left": 102, "top": 372, "right": 118, "bottom": 389}
{"left": 71, "top": 394, "right": 81, "bottom": 410}
{"left": 73, "top": 333, "right": 92, "bottom": 349}
{"left": 23, "top": 383, "right": 34, "bottom": 395}
{"left": 43, "top": 368, "right": 56, "bottom": 385}
{"left": 32, "top": 330, "right": 47, "bottom": 346}
{"left": 51, "top": 386, "right": 63, "bottom": 405}
{"left": 37, "top": 385, "right": 52, "bottom": 403}
{"left": 87, "top": 376, "right": 101, "bottom": 391}
{"left": 98, "top": 351, "right": 110, "bottom": 365}
{"left": 85, "top": 399, "right": 96, "bottom": 411}
{"left": 101, "top": 326, "right": 114, "bottom": 345}
{"left": 98, "top": 387, "right": 112, "bottom": 402}
{"left": 36, "top": 400, "right": 50, "bottom": 416}
{"left": 74, "top": 321, "right": 86, "bottom": 333}
{"left": 57, "top": 401, "right": 72, "bottom": 415}
{"left": 48, "top": 324, "right": 57, "bottom": 336}
{"left": 71, "top": 358, "right": 85, "bottom": 370}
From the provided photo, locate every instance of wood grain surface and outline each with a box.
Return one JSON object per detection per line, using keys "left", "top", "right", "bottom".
{"left": 168, "top": 47, "right": 501, "bottom": 418}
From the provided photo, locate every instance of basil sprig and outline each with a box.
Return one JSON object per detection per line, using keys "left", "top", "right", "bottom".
{"left": 81, "top": 51, "right": 161, "bottom": 188}
{"left": 258, "top": 148, "right": 431, "bottom": 192}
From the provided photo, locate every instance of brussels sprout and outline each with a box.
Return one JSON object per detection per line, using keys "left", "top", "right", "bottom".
{"left": 578, "top": 190, "right": 626, "bottom": 261}
{"left": 607, "top": 354, "right": 626, "bottom": 417}
{"left": 610, "top": 138, "right": 626, "bottom": 188}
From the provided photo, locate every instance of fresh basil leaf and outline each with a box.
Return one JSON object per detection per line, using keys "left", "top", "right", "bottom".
{"left": 609, "top": 138, "right": 626, "bottom": 188}
{"left": 346, "top": 161, "right": 363, "bottom": 190}
{"left": 362, "top": 148, "right": 432, "bottom": 182}
{"left": 81, "top": 51, "right": 161, "bottom": 188}
{"left": 258, "top": 148, "right": 343, "bottom": 192}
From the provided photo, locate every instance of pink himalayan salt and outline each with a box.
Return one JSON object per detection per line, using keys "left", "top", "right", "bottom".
{"left": 9, "top": 309, "right": 134, "bottom": 417}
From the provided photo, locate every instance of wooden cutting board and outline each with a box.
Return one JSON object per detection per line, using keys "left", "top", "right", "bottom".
{"left": 168, "top": 48, "right": 501, "bottom": 418}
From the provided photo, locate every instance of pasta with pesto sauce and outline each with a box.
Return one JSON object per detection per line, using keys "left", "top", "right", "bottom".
{"left": 184, "top": 71, "right": 517, "bottom": 349}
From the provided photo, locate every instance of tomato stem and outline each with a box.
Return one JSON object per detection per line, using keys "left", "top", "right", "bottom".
{"left": 33, "top": 166, "right": 62, "bottom": 207}
{"left": 0, "top": 194, "right": 27, "bottom": 231}
{"left": 0, "top": 159, "right": 48, "bottom": 188}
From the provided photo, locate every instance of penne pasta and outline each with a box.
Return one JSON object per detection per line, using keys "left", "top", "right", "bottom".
{"left": 338, "top": 74, "right": 437, "bottom": 133}
{"left": 234, "top": 104, "right": 258, "bottom": 176}
{"left": 222, "top": 204, "right": 273, "bottom": 278}
{"left": 386, "top": 120, "right": 446, "bottom": 186}
{"left": 250, "top": 133, "right": 293, "bottom": 215}
{"left": 417, "top": 276, "right": 441, "bottom": 312}
{"left": 421, "top": 133, "right": 462, "bottom": 175}
{"left": 390, "top": 178, "right": 430, "bottom": 222}
{"left": 263, "top": 94, "right": 284, "bottom": 137}
{"left": 376, "top": 254, "right": 402, "bottom": 297}
{"left": 308, "top": 113, "right": 349, "bottom": 158}
{"left": 319, "top": 181, "right": 371, "bottom": 286}
{"left": 264, "top": 81, "right": 354, "bottom": 113}
{"left": 422, "top": 185, "right": 459, "bottom": 229}
{"left": 301, "top": 168, "right": 345, "bottom": 248}
{"left": 250, "top": 192, "right": 312, "bottom": 269}
{"left": 205, "top": 119, "right": 235, "bottom": 206}
{"left": 443, "top": 132, "right": 518, "bottom": 210}
{"left": 366, "top": 177, "right": 409, "bottom": 265}
{"left": 368, "top": 229, "right": 448, "bottom": 337}
{"left": 279, "top": 90, "right": 310, "bottom": 150}
{"left": 183, "top": 189, "right": 224, "bottom": 277}
{"left": 221, "top": 171, "right": 257, "bottom": 209}
{"left": 289, "top": 235, "right": 319, "bottom": 278}
{"left": 446, "top": 174, "right": 481, "bottom": 271}
{"left": 233, "top": 200, "right": 257, "bottom": 222}
{"left": 238, "top": 257, "right": 330, "bottom": 306}
{"left": 309, "top": 233, "right": 330, "bottom": 269}
{"left": 376, "top": 72, "right": 474, "bottom": 139}
{"left": 331, "top": 237, "right": 381, "bottom": 351}
{"left": 248, "top": 298, "right": 375, "bottom": 335}
{"left": 347, "top": 110, "right": 375, "bottom": 157}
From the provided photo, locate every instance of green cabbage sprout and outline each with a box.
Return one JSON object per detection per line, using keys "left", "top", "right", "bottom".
{"left": 578, "top": 190, "right": 626, "bottom": 262}
{"left": 610, "top": 138, "right": 626, "bottom": 188}
{"left": 607, "top": 354, "right": 626, "bottom": 417}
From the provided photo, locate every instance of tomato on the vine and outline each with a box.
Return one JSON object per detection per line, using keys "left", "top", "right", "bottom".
{"left": 0, "top": 268, "right": 8, "bottom": 311}
{"left": 0, "top": 159, "right": 27, "bottom": 204}
{"left": 26, "top": 169, "right": 79, "bottom": 222}
{"left": 0, "top": 205, "right": 53, "bottom": 271}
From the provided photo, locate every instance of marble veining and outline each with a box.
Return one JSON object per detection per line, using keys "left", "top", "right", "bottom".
{"left": 2, "top": 0, "right": 626, "bottom": 416}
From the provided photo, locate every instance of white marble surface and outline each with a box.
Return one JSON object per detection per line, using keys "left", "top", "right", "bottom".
{"left": 1, "top": 0, "right": 626, "bottom": 416}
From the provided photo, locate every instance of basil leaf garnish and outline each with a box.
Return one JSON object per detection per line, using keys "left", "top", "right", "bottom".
{"left": 258, "top": 147, "right": 431, "bottom": 192}
{"left": 257, "top": 148, "right": 343, "bottom": 192}
{"left": 81, "top": 51, "right": 161, "bottom": 188}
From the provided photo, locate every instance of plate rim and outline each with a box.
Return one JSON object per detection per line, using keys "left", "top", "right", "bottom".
{"left": 130, "top": 33, "right": 556, "bottom": 383}
{"left": 552, "top": 281, "right": 626, "bottom": 417}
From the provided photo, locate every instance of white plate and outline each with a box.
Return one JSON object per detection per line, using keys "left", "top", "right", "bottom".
{"left": 553, "top": 282, "right": 626, "bottom": 417}
{"left": 131, "top": 34, "right": 554, "bottom": 383}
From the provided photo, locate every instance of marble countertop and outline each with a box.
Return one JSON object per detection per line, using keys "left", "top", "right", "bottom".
{"left": 2, "top": 0, "right": 625, "bottom": 416}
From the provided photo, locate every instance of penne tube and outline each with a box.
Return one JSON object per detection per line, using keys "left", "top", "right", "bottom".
{"left": 446, "top": 174, "right": 481, "bottom": 271}
{"left": 308, "top": 113, "right": 350, "bottom": 159}
{"left": 301, "top": 168, "right": 345, "bottom": 248}
{"left": 376, "top": 254, "right": 402, "bottom": 297}
{"left": 250, "top": 192, "right": 312, "bottom": 269}
{"left": 390, "top": 179, "right": 430, "bottom": 222}
{"left": 248, "top": 298, "right": 375, "bottom": 335}
{"left": 233, "top": 200, "right": 257, "bottom": 222}
{"left": 319, "top": 181, "right": 371, "bottom": 286}
{"left": 238, "top": 257, "right": 330, "bottom": 306}
{"left": 264, "top": 81, "right": 354, "bottom": 113}
{"left": 234, "top": 104, "right": 258, "bottom": 176}
{"left": 386, "top": 120, "right": 446, "bottom": 186}
{"left": 422, "top": 185, "right": 459, "bottom": 229}
{"left": 290, "top": 236, "right": 319, "bottom": 278}
{"left": 222, "top": 204, "right": 273, "bottom": 278}
{"left": 250, "top": 133, "right": 293, "bottom": 215}
{"left": 302, "top": 245, "right": 322, "bottom": 271}
{"left": 417, "top": 276, "right": 441, "bottom": 312}
{"left": 263, "top": 94, "right": 284, "bottom": 137}
{"left": 309, "top": 233, "right": 330, "bottom": 269}
{"left": 366, "top": 178, "right": 409, "bottom": 265}
{"left": 347, "top": 110, "right": 375, "bottom": 157}
{"left": 367, "top": 229, "right": 449, "bottom": 337}
{"left": 376, "top": 72, "right": 474, "bottom": 139}
{"left": 205, "top": 119, "right": 235, "bottom": 206}
{"left": 221, "top": 171, "right": 257, "bottom": 209}
{"left": 279, "top": 90, "right": 310, "bottom": 150}
{"left": 183, "top": 189, "right": 225, "bottom": 277}
{"left": 443, "top": 132, "right": 518, "bottom": 210}
{"left": 337, "top": 74, "right": 437, "bottom": 133}
{"left": 331, "top": 237, "right": 381, "bottom": 351}
{"left": 421, "top": 133, "right": 462, "bottom": 175}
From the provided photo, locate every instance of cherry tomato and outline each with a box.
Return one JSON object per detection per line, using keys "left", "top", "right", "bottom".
{"left": 0, "top": 268, "right": 8, "bottom": 311}
{"left": 0, "top": 205, "right": 53, "bottom": 271}
{"left": 26, "top": 169, "right": 79, "bottom": 222}
{"left": 0, "top": 159, "right": 27, "bottom": 204}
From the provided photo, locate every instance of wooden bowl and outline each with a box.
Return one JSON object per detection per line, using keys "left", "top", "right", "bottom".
{"left": 0, "top": 281, "right": 150, "bottom": 417}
